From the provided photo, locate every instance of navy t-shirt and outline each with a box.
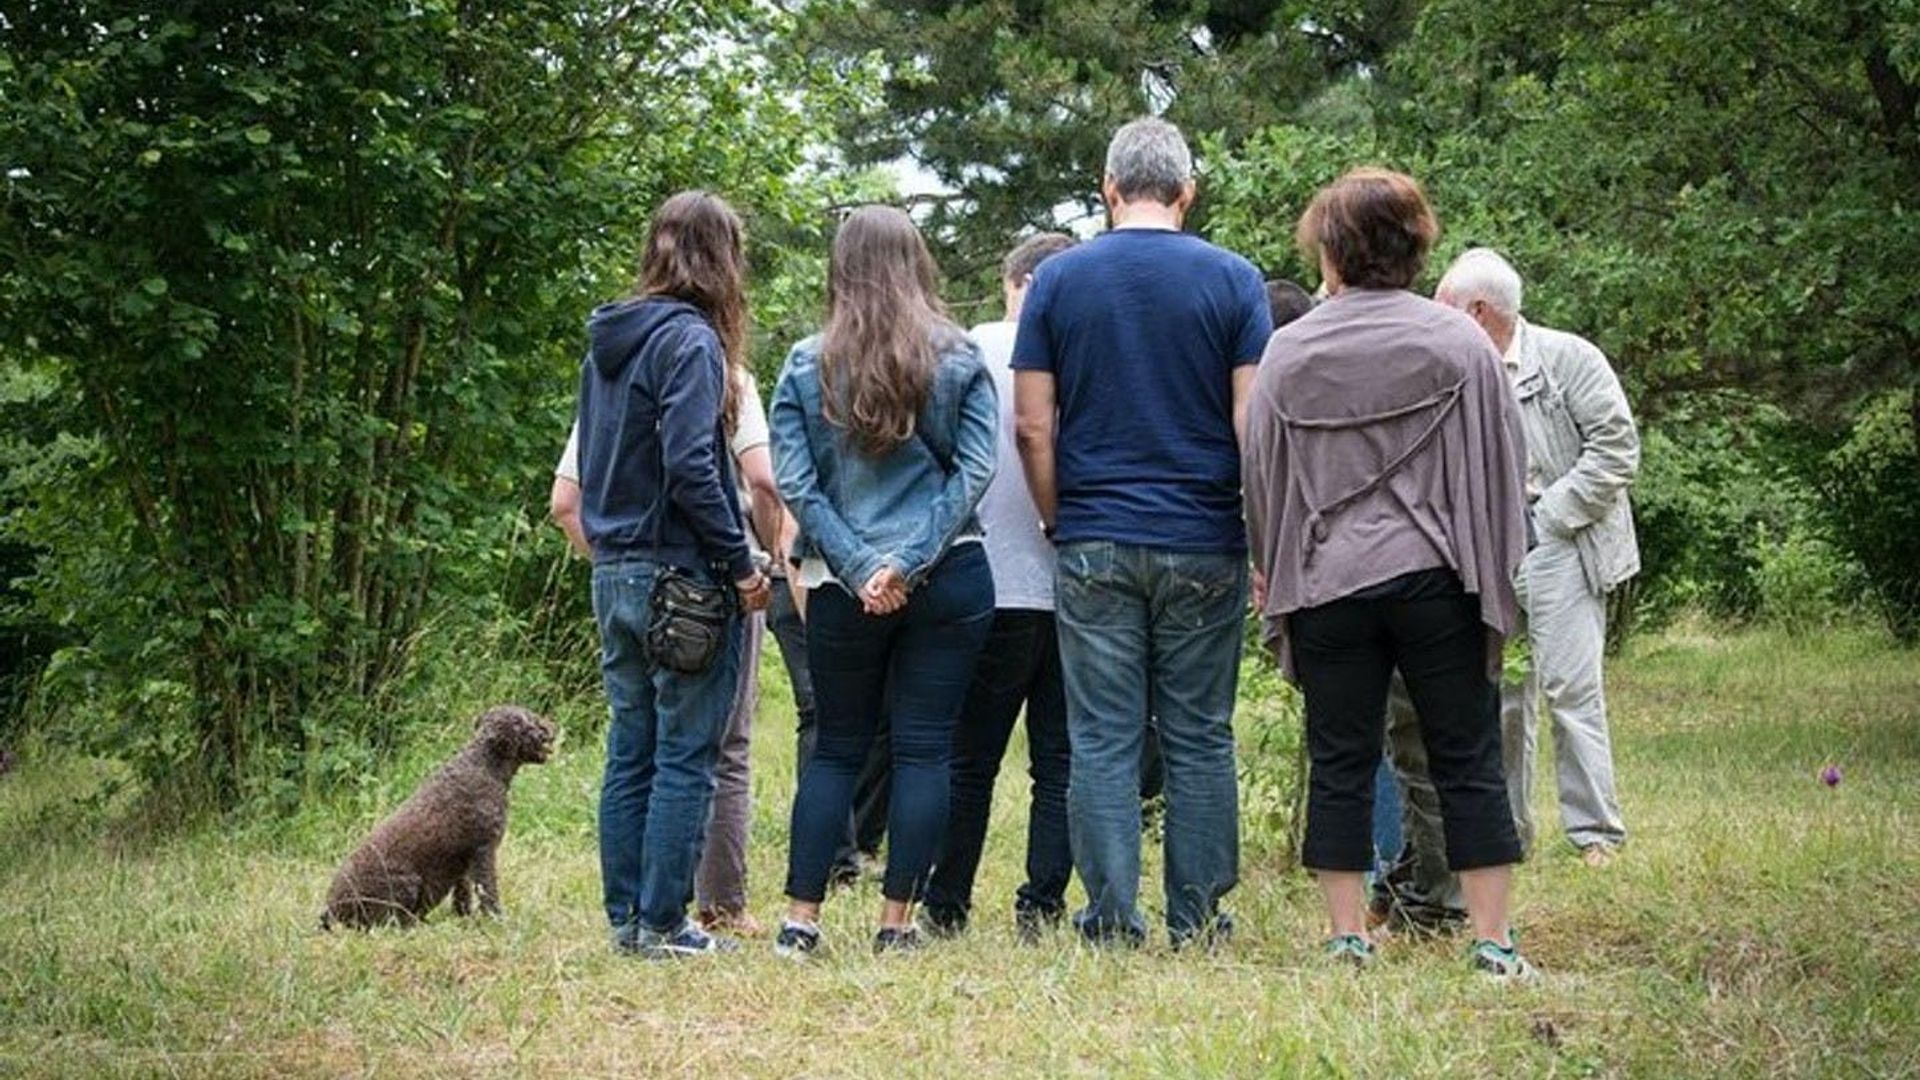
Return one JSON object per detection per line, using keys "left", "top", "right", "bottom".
{"left": 1011, "top": 228, "right": 1273, "bottom": 552}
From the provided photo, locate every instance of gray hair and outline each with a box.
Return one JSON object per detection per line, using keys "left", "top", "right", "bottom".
{"left": 1104, "top": 117, "right": 1192, "bottom": 205}
{"left": 1438, "top": 247, "right": 1524, "bottom": 315}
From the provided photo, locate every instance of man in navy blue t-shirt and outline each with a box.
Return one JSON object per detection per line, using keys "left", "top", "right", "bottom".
{"left": 1012, "top": 116, "right": 1272, "bottom": 947}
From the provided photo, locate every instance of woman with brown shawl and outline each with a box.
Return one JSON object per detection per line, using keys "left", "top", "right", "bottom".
{"left": 1243, "top": 169, "right": 1536, "bottom": 980}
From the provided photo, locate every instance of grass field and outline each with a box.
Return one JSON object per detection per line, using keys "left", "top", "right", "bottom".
{"left": 1, "top": 625, "right": 1916, "bottom": 1077}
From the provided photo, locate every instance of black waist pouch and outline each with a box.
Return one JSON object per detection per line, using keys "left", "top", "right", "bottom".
{"left": 646, "top": 566, "right": 731, "bottom": 674}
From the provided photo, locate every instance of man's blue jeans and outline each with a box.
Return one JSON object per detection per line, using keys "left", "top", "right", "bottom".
{"left": 593, "top": 559, "right": 742, "bottom": 939}
{"left": 1055, "top": 541, "right": 1245, "bottom": 943}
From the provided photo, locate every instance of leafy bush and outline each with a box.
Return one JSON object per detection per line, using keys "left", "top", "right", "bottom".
{"left": 0, "top": 4, "right": 843, "bottom": 805}
{"left": 1820, "top": 391, "right": 1920, "bottom": 642}
{"left": 1237, "top": 621, "right": 1305, "bottom": 863}
{"left": 1750, "top": 524, "right": 1858, "bottom": 635}
{"left": 1628, "top": 394, "right": 1838, "bottom": 625}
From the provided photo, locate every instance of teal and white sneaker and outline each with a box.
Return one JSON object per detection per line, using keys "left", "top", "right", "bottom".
{"left": 1324, "top": 933, "right": 1376, "bottom": 969}
{"left": 1469, "top": 937, "right": 1538, "bottom": 983}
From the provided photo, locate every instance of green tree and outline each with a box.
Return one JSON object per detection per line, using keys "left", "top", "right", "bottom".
{"left": 1202, "top": 0, "right": 1920, "bottom": 632}
{"left": 0, "top": 1, "right": 839, "bottom": 801}
{"left": 797, "top": 0, "right": 1418, "bottom": 289}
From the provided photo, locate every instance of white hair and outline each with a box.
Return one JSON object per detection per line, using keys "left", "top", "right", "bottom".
{"left": 1438, "top": 247, "right": 1524, "bottom": 315}
{"left": 1104, "top": 118, "right": 1192, "bottom": 205}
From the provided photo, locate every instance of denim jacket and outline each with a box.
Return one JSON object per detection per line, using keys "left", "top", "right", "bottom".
{"left": 1511, "top": 318, "right": 1641, "bottom": 594}
{"left": 770, "top": 332, "right": 998, "bottom": 591}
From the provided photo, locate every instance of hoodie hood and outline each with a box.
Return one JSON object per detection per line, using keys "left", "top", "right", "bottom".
{"left": 588, "top": 296, "right": 705, "bottom": 378}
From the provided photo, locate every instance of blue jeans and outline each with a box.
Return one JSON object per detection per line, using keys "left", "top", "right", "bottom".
{"left": 593, "top": 559, "right": 743, "bottom": 938}
{"left": 785, "top": 544, "right": 995, "bottom": 904}
{"left": 924, "top": 608, "right": 1073, "bottom": 925}
{"left": 775, "top": 581, "right": 892, "bottom": 869}
{"left": 1373, "top": 758, "right": 1404, "bottom": 878}
{"left": 1056, "top": 542, "right": 1245, "bottom": 942}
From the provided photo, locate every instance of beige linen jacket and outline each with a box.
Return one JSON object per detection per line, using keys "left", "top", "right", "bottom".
{"left": 1511, "top": 318, "right": 1641, "bottom": 594}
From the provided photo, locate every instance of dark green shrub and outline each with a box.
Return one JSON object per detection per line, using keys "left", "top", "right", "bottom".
{"left": 1820, "top": 392, "right": 1920, "bottom": 642}
{"left": 1629, "top": 394, "right": 1831, "bottom": 624}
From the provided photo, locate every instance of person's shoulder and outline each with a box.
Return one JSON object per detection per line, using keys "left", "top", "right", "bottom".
{"left": 967, "top": 320, "right": 1018, "bottom": 359}
{"left": 1371, "top": 291, "right": 1486, "bottom": 351}
{"left": 1260, "top": 306, "right": 1325, "bottom": 377}
{"left": 935, "top": 324, "right": 988, "bottom": 372}
{"left": 1195, "top": 236, "right": 1263, "bottom": 279}
{"left": 1265, "top": 296, "right": 1335, "bottom": 346}
{"left": 1028, "top": 239, "right": 1100, "bottom": 283}
{"left": 776, "top": 334, "right": 824, "bottom": 384}
{"left": 1526, "top": 320, "right": 1609, "bottom": 368}
{"left": 787, "top": 333, "right": 824, "bottom": 361}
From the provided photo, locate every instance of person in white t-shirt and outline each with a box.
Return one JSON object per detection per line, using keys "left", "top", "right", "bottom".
{"left": 922, "top": 232, "right": 1080, "bottom": 940}
{"left": 552, "top": 366, "right": 781, "bottom": 936}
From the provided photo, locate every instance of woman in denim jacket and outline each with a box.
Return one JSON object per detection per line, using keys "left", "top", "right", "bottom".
{"left": 770, "top": 206, "right": 999, "bottom": 956}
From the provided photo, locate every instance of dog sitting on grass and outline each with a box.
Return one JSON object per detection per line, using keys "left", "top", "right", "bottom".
{"left": 321, "top": 705, "right": 556, "bottom": 930}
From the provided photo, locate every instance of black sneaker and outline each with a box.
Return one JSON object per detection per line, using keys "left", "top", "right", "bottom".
{"left": 1170, "top": 911, "right": 1235, "bottom": 953}
{"left": 632, "top": 921, "right": 739, "bottom": 960}
{"left": 922, "top": 906, "right": 968, "bottom": 939}
{"left": 774, "top": 919, "right": 822, "bottom": 960}
{"left": 1014, "top": 903, "right": 1064, "bottom": 945}
{"left": 873, "top": 925, "right": 924, "bottom": 954}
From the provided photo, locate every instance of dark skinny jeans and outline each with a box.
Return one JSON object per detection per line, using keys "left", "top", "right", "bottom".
{"left": 784, "top": 544, "right": 995, "bottom": 904}
{"left": 924, "top": 608, "right": 1073, "bottom": 925}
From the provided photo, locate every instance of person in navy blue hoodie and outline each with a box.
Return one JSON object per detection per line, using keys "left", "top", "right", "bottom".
{"left": 575, "top": 191, "right": 772, "bottom": 959}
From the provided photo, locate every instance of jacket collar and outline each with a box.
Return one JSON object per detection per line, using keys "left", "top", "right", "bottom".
{"left": 1509, "top": 317, "right": 1546, "bottom": 396}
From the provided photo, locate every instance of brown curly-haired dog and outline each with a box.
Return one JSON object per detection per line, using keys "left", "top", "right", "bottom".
{"left": 321, "top": 705, "right": 556, "bottom": 930}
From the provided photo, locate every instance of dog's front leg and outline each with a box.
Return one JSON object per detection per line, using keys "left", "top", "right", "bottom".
{"left": 452, "top": 875, "right": 474, "bottom": 917}
{"left": 472, "top": 843, "right": 502, "bottom": 916}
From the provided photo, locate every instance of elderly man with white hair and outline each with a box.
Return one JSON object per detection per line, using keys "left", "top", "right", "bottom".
{"left": 1013, "top": 117, "right": 1272, "bottom": 947}
{"left": 1371, "top": 248, "right": 1640, "bottom": 929}
{"left": 1376, "top": 248, "right": 1639, "bottom": 927}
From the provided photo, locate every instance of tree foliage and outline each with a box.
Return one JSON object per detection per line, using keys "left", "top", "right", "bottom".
{"left": 796, "top": 0, "right": 1417, "bottom": 284}
{"left": 0, "top": 1, "right": 845, "bottom": 800}
{"left": 1199, "top": 0, "right": 1920, "bottom": 630}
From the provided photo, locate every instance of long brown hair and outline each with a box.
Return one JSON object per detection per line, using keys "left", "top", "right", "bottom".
{"left": 820, "top": 205, "right": 957, "bottom": 456}
{"left": 635, "top": 190, "right": 749, "bottom": 432}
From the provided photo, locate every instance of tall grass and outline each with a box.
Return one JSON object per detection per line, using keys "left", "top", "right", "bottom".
{"left": 1, "top": 625, "right": 1915, "bottom": 1077}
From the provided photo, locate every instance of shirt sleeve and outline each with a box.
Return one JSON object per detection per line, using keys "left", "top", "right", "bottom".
{"left": 1230, "top": 262, "right": 1275, "bottom": 366}
{"left": 659, "top": 330, "right": 753, "bottom": 582}
{"left": 556, "top": 421, "right": 580, "bottom": 482}
{"left": 895, "top": 346, "right": 999, "bottom": 584}
{"left": 1010, "top": 264, "right": 1057, "bottom": 373}
{"left": 770, "top": 345, "right": 889, "bottom": 589}
{"left": 729, "top": 370, "right": 770, "bottom": 456}
{"left": 1533, "top": 337, "right": 1640, "bottom": 537}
